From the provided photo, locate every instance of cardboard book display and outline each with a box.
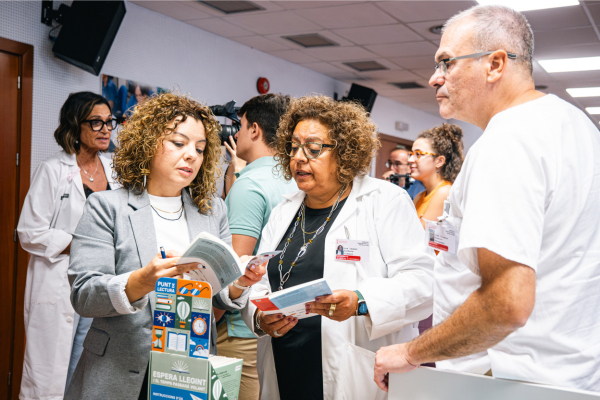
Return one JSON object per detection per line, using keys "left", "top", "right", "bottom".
{"left": 148, "top": 277, "right": 243, "bottom": 400}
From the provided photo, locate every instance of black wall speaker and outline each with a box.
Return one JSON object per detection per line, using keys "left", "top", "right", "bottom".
{"left": 344, "top": 83, "right": 378, "bottom": 113}
{"left": 52, "top": 1, "right": 126, "bottom": 76}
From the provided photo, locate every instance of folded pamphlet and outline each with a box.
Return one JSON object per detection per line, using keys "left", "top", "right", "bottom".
{"left": 250, "top": 278, "right": 333, "bottom": 320}
{"left": 178, "top": 232, "right": 279, "bottom": 294}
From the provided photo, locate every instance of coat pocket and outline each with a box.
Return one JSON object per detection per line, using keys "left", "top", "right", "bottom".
{"left": 83, "top": 326, "right": 110, "bottom": 356}
{"left": 334, "top": 343, "right": 387, "bottom": 400}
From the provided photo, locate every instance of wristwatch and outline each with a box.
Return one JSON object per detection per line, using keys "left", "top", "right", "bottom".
{"left": 354, "top": 290, "right": 368, "bottom": 316}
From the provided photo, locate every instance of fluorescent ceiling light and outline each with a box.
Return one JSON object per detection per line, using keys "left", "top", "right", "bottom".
{"left": 538, "top": 57, "right": 600, "bottom": 73}
{"left": 476, "top": 0, "right": 579, "bottom": 12}
{"left": 586, "top": 107, "right": 600, "bottom": 115}
{"left": 567, "top": 87, "right": 600, "bottom": 97}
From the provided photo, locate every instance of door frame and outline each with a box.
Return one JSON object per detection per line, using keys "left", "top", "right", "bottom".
{"left": 0, "top": 36, "right": 33, "bottom": 400}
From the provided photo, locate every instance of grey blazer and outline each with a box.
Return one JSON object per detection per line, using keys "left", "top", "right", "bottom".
{"left": 66, "top": 188, "right": 249, "bottom": 400}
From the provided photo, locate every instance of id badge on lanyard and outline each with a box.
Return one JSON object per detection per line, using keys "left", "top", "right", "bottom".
{"left": 424, "top": 199, "right": 458, "bottom": 254}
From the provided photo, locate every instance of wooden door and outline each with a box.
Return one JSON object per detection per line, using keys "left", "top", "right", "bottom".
{"left": 0, "top": 37, "right": 33, "bottom": 400}
{"left": 0, "top": 49, "right": 21, "bottom": 400}
{"left": 376, "top": 133, "right": 414, "bottom": 179}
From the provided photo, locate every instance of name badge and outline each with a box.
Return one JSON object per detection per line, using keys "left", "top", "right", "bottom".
{"left": 424, "top": 220, "right": 457, "bottom": 254}
{"left": 335, "top": 239, "right": 370, "bottom": 262}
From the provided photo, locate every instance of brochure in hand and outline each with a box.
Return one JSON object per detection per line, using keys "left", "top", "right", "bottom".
{"left": 250, "top": 278, "right": 333, "bottom": 320}
{"left": 178, "top": 232, "right": 279, "bottom": 294}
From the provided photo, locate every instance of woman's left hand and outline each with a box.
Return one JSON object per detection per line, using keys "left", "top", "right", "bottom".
{"left": 306, "top": 290, "right": 358, "bottom": 322}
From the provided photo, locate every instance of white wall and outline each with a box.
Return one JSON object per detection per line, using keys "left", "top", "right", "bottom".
{"left": 0, "top": 0, "right": 481, "bottom": 176}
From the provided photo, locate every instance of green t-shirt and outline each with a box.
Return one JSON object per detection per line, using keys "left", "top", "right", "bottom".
{"left": 222, "top": 156, "right": 298, "bottom": 338}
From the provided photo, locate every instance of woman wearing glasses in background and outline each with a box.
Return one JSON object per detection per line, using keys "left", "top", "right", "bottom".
{"left": 17, "top": 92, "right": 119, "bottom": 400}
{"left": 409, "top": 123, "right": 465, "bottom": 228}
{"left": 407, "top": 123, "right": 464, "bottom": 340}
{"left": 241, "top": 95, "right": 435, "bottom": 400}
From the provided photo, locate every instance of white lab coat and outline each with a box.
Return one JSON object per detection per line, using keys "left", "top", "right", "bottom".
{"left": 242, "top": 175, "right": 435, "bottom": 400}
{"left": 17, "top": 150, "right": 118, "bottom": 400}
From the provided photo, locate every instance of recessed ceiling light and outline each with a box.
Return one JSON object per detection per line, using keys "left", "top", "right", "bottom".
{"left": 538, "top": 56, "right": 600, "bottom": 73}
{"left": 566, "top": 87, "right": 600, "bottom": 97}
{"left": 534, "top": 85, "right": 548, "bottom": 91}
{"left": 586, "top": 107, "right": 600, "bottom": 115}
{"left": 283, "top": 34, "right": 338, "bottom": 48}
{"left": 476, "top": 0, "right": 579, "bottom": 12}
{"left": 199, "top": 1, "right": 263, "bottom": 14}
{"left": 389, "top": 82, "right": 426, "bottom": 89}
{"left": 344, "top": 61, "right": 388, "bottom": 72}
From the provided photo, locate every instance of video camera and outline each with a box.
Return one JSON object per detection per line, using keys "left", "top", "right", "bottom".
{"left": 209, "top": 100, "right": 241, "bottom": 145}
{"left": 388, "top": 173, "right": 413, "bottom": 190}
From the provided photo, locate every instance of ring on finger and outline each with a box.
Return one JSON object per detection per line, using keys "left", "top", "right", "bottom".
{"left": 329, "top": 303, "right": 336, "bottom": 317}
{"left": 273, "top": 330, "right": 282, "bottom": 337}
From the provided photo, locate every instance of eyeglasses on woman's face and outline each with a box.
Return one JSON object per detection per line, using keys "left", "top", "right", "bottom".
{"left": 408, "top": 150, "right": 437, "bottom": 161}
{"left": 285, "top": 141, "right": 336, "bottom": 160}
{"left": 83, "top": 118, "right": 118, "bottom": 132}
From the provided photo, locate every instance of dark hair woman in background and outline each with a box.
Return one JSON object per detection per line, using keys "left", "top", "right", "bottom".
{"left": 17, "top": 92, "right": 118, "bottom": 399}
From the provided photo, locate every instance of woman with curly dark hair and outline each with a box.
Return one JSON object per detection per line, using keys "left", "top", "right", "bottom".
{"left": 409, "top": 123, "right": 464, "bottom": 227}
{"left": 66, "top": 93, "right": 266, "bottom": 400}
{"left": 241, "top": 95, "right": 435, "bottom": 400}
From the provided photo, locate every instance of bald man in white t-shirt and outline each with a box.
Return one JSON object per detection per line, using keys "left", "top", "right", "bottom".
{"left": 375, "top": 5, "right": 600, "bottom": 393}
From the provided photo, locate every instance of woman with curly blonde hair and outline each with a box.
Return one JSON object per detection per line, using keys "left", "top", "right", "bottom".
{"left": 66, "top": 93, "right": 265, "bottom": 400}
{"left": 241, "top": 95, "right": 435, "bottom": 400}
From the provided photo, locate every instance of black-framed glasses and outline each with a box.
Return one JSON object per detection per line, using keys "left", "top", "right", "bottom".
{"left": 285, "top": 141, "right": 337, "bottom": 160}
{"left": 83, "top": 118, "right": 118, "bottom": 131}
{"left": 435, "top": 51, "right": 517, "bottom": 76}
{"left": 385, "top": 160, "right": 409, "bottom": 168}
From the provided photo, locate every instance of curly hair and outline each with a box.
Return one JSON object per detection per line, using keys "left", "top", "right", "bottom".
{"left": 113, "top": 92, "right": 222, "bottom": 214}
{"left": 418, "top": 123, "right": 464, "bottom": 183}
{"left": 274, "top": 95, "right": 380, "bottom": 186}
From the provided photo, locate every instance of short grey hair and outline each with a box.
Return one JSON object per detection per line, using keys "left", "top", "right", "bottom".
{"left": 443, "top": 5, "right": 534, "bottom": 75}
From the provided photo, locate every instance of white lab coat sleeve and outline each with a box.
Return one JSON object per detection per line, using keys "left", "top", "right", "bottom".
{"left": 17, "top": 161, "right": 72, "bottom": 263}
{"left": 241, "top": 201, "right": 281, "bottom": 337}
{"left": 359, "top": 192, "right": 435, "bottom": 341}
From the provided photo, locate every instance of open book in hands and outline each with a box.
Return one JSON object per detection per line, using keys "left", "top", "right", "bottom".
{"left": 250, "top": 278, "right": 333, "bottom": 320}
{"left": 178, "top": 232, "right": 279, "bottom": 294}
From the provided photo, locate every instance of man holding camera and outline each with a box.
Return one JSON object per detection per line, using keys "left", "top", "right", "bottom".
{"left": 382, "top": 146, "right": 425, "bottom": 199}
{"left": 216, "top": 93, "right": 296, "bottom": 400}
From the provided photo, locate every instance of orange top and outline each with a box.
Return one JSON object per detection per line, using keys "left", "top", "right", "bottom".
{"left": 415, "top": 181, "right": 452, "bottom": 219}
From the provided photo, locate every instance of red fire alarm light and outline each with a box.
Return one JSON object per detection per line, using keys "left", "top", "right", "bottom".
{"left": 257, "top": 77, "right": 270, "bottom": 94}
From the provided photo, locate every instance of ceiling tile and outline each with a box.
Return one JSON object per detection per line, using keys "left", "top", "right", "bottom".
{"left": 523, "top": 6, "right": 591, "bottom": 31}
{"left": 366, "top": 41, "right": 439, "bottom": 58}
{"left": 133, "top": 1, "right": 212, "bottom": 21}
{"left": 585, "top": 4, "right": 600, "bottom": 23}
{"left": 541, "top": 70, "right": 600, "bottom": 83}
{"left": 223, "top": 11, "right": 323, "bottom": 35}
{"left": 406, "top": 20, "right": 446, "bottom": 41}
{"left": 534, "top": 27, "right": 599, "bottom": 50}
{"left": 412, "top": 68, "right": 436, "bottom": 80}
{"left": 390, "top": 55, "right": 435, "bottom": 70}
{"left": 269, "top": 49, "right": 320, "bottom": 64}
{"left": 301, "top": 62, "right": 349, "bottom": 75}
{"left": 333, "top": 24, "right": 424, "bottom": 45}
{"left": 185, "top": 18, "right": 253, "bottom": 38}
{"left": 295, "top": 3, "right": 398, "bottom": 29}
{"left": 184, "top": 0, "right": 283, "bottom": 15}
{"left": 301, "top": 46, "right": 379, "bottom": 62}
{"left": 375, "top": 1, "right": 475, "bottom": 23}
{"left": 231, "top": 35, "right": 291, "bottom": 52}
{"left": 272, "top": 1, "right": 360, "bottom": 10}
{"left": 533, "top": 43, "right": 600, "bottom": 59}
{"left": 355, "top": 69, "right": 420, "bottom": 82}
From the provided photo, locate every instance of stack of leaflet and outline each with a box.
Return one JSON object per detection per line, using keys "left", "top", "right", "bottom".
{"left": 149, "top": 277, "right": 243, "bottom": 400}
